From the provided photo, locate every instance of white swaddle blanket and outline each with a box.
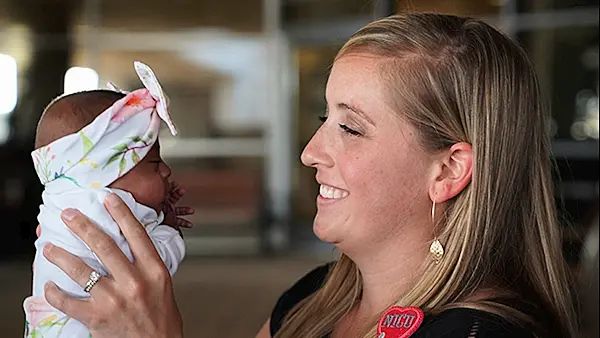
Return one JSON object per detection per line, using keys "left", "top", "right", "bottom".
{"left": 23, "top": 62, "right": 185, "bottom": 338}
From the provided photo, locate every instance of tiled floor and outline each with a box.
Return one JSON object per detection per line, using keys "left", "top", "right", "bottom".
{"left": 0, "top": 256, "right": 329, "bottom": 337}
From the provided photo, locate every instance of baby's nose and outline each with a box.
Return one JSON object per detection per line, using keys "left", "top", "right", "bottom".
{"left": 160, "top": 162, "right": 172, "bottom": 178}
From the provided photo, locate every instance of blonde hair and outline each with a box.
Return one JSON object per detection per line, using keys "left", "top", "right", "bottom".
{"left": 275, "top": 13, "right": 579, "bottom": 338}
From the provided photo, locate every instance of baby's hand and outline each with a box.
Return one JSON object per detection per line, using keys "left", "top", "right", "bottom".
{"left": 163, "top": 181, "right": 195, "bottom": 229}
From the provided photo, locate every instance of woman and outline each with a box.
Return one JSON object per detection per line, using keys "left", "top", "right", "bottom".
{"left": 41, "top": 13, "right": 579, "bottom": 338}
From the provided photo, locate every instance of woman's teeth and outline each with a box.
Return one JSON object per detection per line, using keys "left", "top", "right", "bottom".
{"left": 319, "top": 184, "right": 349, "bottom": 199}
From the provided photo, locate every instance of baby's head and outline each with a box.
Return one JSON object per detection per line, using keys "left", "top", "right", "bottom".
{"left": 36, "top": 90, "right": 172, "bottom": 212}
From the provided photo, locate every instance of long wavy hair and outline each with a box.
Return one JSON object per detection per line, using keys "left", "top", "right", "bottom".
{"left": 275, "top": 13, "right": 578, "bottom": 338}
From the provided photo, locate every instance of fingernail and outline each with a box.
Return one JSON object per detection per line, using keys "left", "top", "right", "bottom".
{"left": 44, "top": 281, "right": 57, "bottom": 292}
{"left": 43, "top": 243, "right": 54, "bottom": 256}
{"left": 62, "top": 208, "right": 79, "bottom": 221}
{"left": 106, "top": 193, "right": 120, "bottom": 206}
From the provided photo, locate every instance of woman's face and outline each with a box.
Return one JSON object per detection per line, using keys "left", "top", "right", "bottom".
{"left": 301, "top": 54, "right": 435, "bottom": 253}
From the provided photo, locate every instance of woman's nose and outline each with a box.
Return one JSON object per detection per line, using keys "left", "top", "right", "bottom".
{"left": 300, "top": 127, "right": 333, "bottom": 169}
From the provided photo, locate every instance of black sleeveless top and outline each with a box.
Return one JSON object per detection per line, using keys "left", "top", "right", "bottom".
{"left": 270, "top": 263, "right": 538, "bottom": 338}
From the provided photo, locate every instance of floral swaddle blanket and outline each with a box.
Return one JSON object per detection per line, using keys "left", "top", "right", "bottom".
{"left": 24, "top": 62, "right": 185, "bottom": 337}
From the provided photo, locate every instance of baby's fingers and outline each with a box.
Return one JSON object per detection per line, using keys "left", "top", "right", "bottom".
{"left": 176, "top": 218, "right": 194, "bottom": 228}
{"left": 175, "top": 206, "right": 194, "bottom": 216}
{"left": 167, "top": 187, "right": 185, "bottom": 204}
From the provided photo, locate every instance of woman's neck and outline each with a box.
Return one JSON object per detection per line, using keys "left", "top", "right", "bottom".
{"left": 360, "top": 247, "right": 427, "bottom": 316}
{"left": 332, "top": 235, "right": 429, "bottom": 338}
{"left": 343, "top": 225, "right": 431, "bottom": 322}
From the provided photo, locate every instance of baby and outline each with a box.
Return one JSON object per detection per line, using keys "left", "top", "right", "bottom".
{"left": 23, "top": 62, "right": 191, "bottom": 337}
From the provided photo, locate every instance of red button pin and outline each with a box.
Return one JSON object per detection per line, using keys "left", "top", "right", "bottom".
{"left": 377, "top": 306, "right": 424, "bottom": 338}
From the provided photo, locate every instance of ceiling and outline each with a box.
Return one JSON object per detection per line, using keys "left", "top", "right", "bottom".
{"left": 1, "top": 0, "right": 264, "bottom": 32}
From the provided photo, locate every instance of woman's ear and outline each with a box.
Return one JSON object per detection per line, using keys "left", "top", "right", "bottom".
{"left": 429, "top": 142, "right": 473, "bottom": 203}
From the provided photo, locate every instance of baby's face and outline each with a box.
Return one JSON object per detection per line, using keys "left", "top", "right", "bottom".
{"left": 110, "top": 141, "right": 171, "bottom": 213}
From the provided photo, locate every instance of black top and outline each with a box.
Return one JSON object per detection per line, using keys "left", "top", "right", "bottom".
{"left": 270, "top": 263, "right": 537, "bottom": 338}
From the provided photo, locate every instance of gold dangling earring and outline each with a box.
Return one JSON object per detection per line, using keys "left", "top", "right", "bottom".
{"left": 429, "top": 199, "right": 444, "bottom": 264}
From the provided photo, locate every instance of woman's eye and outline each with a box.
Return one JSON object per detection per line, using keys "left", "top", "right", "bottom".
{"left": 318, "top": 115, "right": 361, "bottom": 136}
{"left": 339, "top": 124, "right": 362, "bottom": 136}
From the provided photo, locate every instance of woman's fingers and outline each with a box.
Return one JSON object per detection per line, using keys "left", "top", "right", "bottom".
{"left": 103, "top": 194, "right": 163, "bottom": 267}
{"left": 42, "top": 244, "right": 114, "bottom": 302}
{"left": 44, "top": 282, "right": 94, "bottom": 325}
{"left": 60, "top": 208, "right": 136, "bottom": 281}
{"left": 43, "top": 244, "right": 91, "bottom": 285}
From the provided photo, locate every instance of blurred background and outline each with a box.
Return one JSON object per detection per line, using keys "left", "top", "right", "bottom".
{"left": 0, "top": 0, "right": 598, "bottom": 337}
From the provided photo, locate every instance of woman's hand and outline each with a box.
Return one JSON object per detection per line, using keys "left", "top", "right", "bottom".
{"left": 42, "top": 193, "right": 184, "bottom": 338}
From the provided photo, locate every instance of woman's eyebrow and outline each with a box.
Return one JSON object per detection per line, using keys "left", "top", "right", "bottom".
{"left": 337, "top": 102, "right": 376, "bottom": 126}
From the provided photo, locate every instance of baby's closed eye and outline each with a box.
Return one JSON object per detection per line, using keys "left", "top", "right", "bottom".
{"left": 147, "top": 159, "right": 162, "bottom": 166}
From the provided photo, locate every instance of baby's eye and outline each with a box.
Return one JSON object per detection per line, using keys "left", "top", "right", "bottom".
{"left": 148, "top": 160, "right": 162, "bottom": 168}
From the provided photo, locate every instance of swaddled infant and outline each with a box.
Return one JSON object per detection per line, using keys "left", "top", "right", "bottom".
{"left": 24, "top": 63, "right": 191, "bottom": 338}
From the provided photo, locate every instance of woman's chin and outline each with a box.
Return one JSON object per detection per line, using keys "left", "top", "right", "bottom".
{"left": 312, "top": 216, "right": 343, "bottom": 244}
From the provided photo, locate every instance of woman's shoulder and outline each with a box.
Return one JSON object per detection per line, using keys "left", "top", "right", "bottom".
{"left": 269, "top": 262, "right": 334, "bottom": 335}
{"left": 414, "top": 308, "right": 536, "bottom": 338}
